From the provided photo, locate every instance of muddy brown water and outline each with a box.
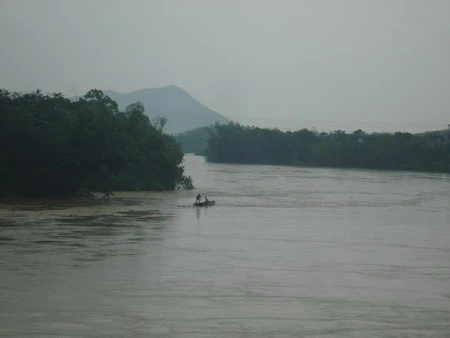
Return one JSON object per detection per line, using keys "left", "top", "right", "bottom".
{"left": 1, "top": 154, "right": 450, "bottom": 337}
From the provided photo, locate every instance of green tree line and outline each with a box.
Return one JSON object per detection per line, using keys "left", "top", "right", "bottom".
{"left": 205, "top": 122, "right": 450, "bottom": 172}
{"left": 0, "top": 89, "right": 193, "bottom": 198}
{"left": 173, "top": 126, "right": 210, "bottom": 155}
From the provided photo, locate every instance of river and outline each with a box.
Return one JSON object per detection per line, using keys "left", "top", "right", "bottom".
{"left": 1, "top": 154, "right": 450, "bottom": 337}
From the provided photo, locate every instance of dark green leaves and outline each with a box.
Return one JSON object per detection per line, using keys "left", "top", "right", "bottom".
{"left": 205, "top": 122, "right": 450, "bottom": 172}
{"left": 0, "top": 89, "right": 190, "bottom": 198}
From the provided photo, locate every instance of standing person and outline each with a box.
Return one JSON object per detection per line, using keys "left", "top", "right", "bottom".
{"left": 196, "top": 193, "right": 201, "bottom": 203}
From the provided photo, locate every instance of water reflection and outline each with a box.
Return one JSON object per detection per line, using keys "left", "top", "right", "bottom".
{"left": 195, "top": 205, "right": 212, "bottom": 220}
{"left": 196, "top": 206, "right": 200, "bottom": 219}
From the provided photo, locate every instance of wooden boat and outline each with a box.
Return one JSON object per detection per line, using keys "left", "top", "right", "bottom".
{"left": 194, "top": 200, "right": 215, "bottom": 207}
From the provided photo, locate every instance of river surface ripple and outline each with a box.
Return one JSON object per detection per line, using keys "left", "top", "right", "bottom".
{"left": 1, "top": 154, "right": 450, "bottom": 337}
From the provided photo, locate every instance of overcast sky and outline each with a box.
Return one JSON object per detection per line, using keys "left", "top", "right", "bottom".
{"left": 1, "top": 0, "right": 449, "bottom": 132}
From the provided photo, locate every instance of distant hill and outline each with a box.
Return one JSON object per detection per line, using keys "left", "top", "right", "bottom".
{"left": 173, "top": 126, "right": 211, "bottom": 155}
{"left": 104, "top": 86, "right": 230, "bottom": 134}
{"left": 416, "top": 129, "right": 449, "bottom": 137}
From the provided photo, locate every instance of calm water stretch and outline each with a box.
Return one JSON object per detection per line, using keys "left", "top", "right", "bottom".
{"left": 1, "top": 154, "right": 450, "bottom": 337}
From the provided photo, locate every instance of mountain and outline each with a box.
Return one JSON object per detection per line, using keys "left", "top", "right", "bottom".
{"left": 104, "top": 85, "right": 230, "bottom": 134}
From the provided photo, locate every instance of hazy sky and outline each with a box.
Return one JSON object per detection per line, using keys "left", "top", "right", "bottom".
{"left": 1, "top": 0, "right": 449, "bottom": 132}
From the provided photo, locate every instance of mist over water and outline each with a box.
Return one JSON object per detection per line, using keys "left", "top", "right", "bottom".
{"left": 1, "top": 154, "right": 449, "bottom": 337}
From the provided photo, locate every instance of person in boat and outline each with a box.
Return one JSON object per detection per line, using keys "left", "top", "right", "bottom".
{"left": 204, "top": 196, "right": 209, "bottom": 202}
{"left": 195, "top": 193, "right": 201, "bottom": 203}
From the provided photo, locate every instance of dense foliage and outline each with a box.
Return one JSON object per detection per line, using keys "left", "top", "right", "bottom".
{"left": 0, "top": 89, "right": 193, "bottom": 198}
{"left": 205, "top": 122, "right": 450, "bottom": 172}
{"left": 174, "top": 126, "right": 210, "bottom": 155}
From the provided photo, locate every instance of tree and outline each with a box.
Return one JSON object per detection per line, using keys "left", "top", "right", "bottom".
{"left": 204, "top": 122, "right": 450, "bottom": 173}
{"left": 0, "top": 89, "right": 193, "bottom": 198}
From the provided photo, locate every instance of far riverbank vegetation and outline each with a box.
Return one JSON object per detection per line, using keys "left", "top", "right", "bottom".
{"left": 204, "top": 122, "right": 450, "bottom": 173}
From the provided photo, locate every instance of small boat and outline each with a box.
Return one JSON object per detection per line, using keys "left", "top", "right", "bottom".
{"left": 194, "top": 200, "right": 216, "bottom": 207}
